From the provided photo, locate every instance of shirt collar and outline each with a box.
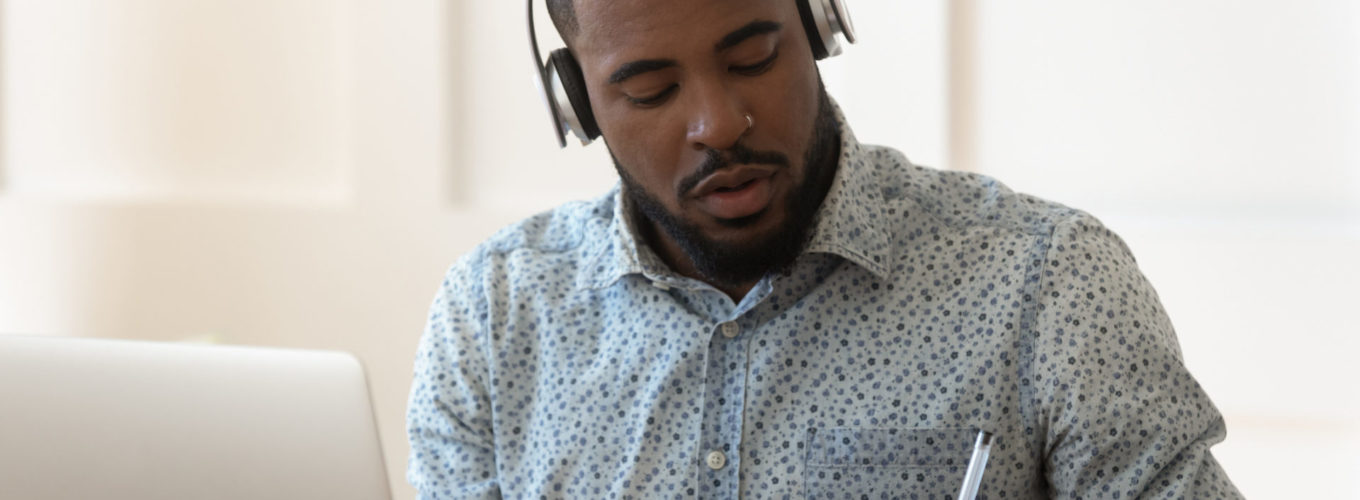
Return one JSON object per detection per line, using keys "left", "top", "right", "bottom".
{"left": 578, "top": 98, "right": 893, "bottom": 290}
{"left": 574, "top": 183, "right": 665, "bottom": 290}
{"left": 800, "top": 100, "right": 894, "bottom": 280}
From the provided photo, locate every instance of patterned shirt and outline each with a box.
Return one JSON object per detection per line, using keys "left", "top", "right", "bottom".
{"left": 406, "top": 104, "right": 1242, "bottom": 499}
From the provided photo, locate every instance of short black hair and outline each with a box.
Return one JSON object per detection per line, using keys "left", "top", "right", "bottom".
{"left": 546, "top": 0, "right": 579, "bottom": 46}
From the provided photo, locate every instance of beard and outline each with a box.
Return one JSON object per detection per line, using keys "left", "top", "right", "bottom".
{"left": 612, "top": 83, "right": 841, "bottom": 288}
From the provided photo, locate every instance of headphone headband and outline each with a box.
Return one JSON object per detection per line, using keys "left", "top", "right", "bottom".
{"left": 527, "top": 0, "right": 568, "bottom": 148}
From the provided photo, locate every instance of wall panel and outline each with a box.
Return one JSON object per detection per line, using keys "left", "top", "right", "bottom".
{"left": 1, "top": 0, "right": 355, "bottom": 204}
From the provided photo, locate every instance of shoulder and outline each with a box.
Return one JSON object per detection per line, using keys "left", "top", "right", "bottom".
{"left": 860, "top": 144, "right": 1138, "bottom": 282}
{"left": 443, "top": 188, "right": 619, "bottom": 299}
{"left": 480, "top": 188, "right": 617, "bottom": 256}
{"left": 864, "top": 144, "right": 1091, "bottom": 241}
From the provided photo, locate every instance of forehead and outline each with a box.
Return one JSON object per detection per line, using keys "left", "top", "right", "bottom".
{"left": 572, "top": 0, "right": 792, "bottom": 64}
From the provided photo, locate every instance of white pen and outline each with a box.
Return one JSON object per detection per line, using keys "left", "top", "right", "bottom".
{"left": 956, "top": 430, "right": 994, "bottom": 500}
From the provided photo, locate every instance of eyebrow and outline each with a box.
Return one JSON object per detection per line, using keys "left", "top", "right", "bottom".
{"left": 715, "top": 20, "right": 782, "bottom": 53}
{"left": 606, "top": 20, "right": 784, "bottom": 86}
{"left": 608, "top": 58, "right": 678, "bottom": 85}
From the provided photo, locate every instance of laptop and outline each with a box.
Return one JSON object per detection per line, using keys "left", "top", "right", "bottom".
{"left": 0, "top": 335, "right": 393, "bottom": 500}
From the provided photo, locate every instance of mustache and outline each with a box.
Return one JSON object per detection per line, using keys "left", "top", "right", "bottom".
{"left": 677, "top": 144, "right": 791, "bottom": 197}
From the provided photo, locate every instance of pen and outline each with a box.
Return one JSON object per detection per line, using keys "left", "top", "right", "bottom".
{"left": 956, "top": 430, "right": 993, "bottom": 500}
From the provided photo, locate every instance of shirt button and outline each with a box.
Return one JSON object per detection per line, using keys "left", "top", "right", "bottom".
{"left": 720, "top": 322, "right": 740, "bottom": 338}
{"left": 706, "top": 450, "right": 727, "bottom": 470}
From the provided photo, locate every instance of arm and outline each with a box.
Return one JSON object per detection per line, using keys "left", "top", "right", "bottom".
{"left": 406, "top": 263, "right": 501, "bottom": 499}
{"left": 1031, "top": 214, "right": 1242, "bottom": 499}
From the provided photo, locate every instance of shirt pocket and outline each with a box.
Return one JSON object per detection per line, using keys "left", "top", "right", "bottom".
{"left": 804, "top": 427, "right": 975, "bottom": 500}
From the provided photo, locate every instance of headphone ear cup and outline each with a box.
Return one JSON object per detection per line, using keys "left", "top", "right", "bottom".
{"left": 797, "top": 0, "right": 856, "bottom": 60}
{"left": 548, "top": 49, "right": 602, "bottom": 141}
{"left": 795, "top": 0, "right": 832, "bottom": 60}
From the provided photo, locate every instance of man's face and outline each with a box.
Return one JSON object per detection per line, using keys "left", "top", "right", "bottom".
{"left": 572, "top": 0, "right": 837, "bottom": 286}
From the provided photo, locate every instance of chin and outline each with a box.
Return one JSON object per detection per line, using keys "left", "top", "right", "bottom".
{"left": 701, "top": 208, "right": 786, "bottom": 247}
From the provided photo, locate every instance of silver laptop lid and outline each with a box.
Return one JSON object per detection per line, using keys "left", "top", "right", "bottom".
{"left": 0, "top": 335, "right": 392, "bottom": 500}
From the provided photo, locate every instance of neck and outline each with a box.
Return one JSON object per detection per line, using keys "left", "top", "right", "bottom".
{"left": 635, "top": 209, "right": 757, "bottom": 302}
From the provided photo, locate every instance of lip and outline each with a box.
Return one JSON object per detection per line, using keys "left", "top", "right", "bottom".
{"left": 691, "top": 166, "right": 778, "bottom": 220}
{"left": 691, "top": 165, "right": 778, "bottom": 198}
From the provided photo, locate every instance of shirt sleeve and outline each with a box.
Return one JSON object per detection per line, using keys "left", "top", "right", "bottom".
{"left": 1030, "top": 213, "right": 1243, "bottom": 499}
{"left": 406, "top": 261, "right": 502, "bottom": 499}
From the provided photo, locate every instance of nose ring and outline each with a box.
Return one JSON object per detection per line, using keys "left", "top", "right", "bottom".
{"left": 744, "top": 113, "right": 754, "bottom": 131}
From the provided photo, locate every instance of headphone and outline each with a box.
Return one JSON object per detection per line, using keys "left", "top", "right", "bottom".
{"left": 528, "top": 0, "right": 857, "bottom": 148}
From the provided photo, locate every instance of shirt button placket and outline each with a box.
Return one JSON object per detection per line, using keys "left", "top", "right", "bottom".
{"left": 701, "top": 320, "right": 745, "bottom": 497}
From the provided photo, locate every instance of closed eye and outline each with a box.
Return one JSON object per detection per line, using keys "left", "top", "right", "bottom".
{"left": 626, "top": 84, "right": 678, "bottom": 108}
{"left": 731, "top": 49, "right": 779, "bottom": 76}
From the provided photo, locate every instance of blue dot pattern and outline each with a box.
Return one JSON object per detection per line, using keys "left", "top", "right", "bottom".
{"left": 406, "top": 103, "right": 1243, "bottom": 499}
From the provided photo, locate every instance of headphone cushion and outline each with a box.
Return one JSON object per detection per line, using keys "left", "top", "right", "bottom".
{"left": 795, "top": 0, "right": 830, "bottom": 60}
{"left": 548, "top": 49, "right": 602, "bottom": 140}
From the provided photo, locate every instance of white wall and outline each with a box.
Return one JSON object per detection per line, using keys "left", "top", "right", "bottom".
{"left": 4, "top": 0, "right": 355, "bottom": 203}
{"left": 967, "top": 1, "right": 1359, "bottom": 214}
{"left": 0, "top": 1, "right": 1355, "bottom": 498}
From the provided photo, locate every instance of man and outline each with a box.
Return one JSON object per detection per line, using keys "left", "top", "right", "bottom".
{"left": 407, "top": 0, "right": 1243, "bottom": 498}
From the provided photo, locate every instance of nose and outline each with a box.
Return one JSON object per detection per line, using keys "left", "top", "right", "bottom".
{"left": 684, "top": 80, "right": 749, "bottom": 152}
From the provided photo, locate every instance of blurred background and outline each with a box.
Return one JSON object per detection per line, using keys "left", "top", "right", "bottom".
{"left": 0, "top": 0, "right": 1355, "bottom": 498}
